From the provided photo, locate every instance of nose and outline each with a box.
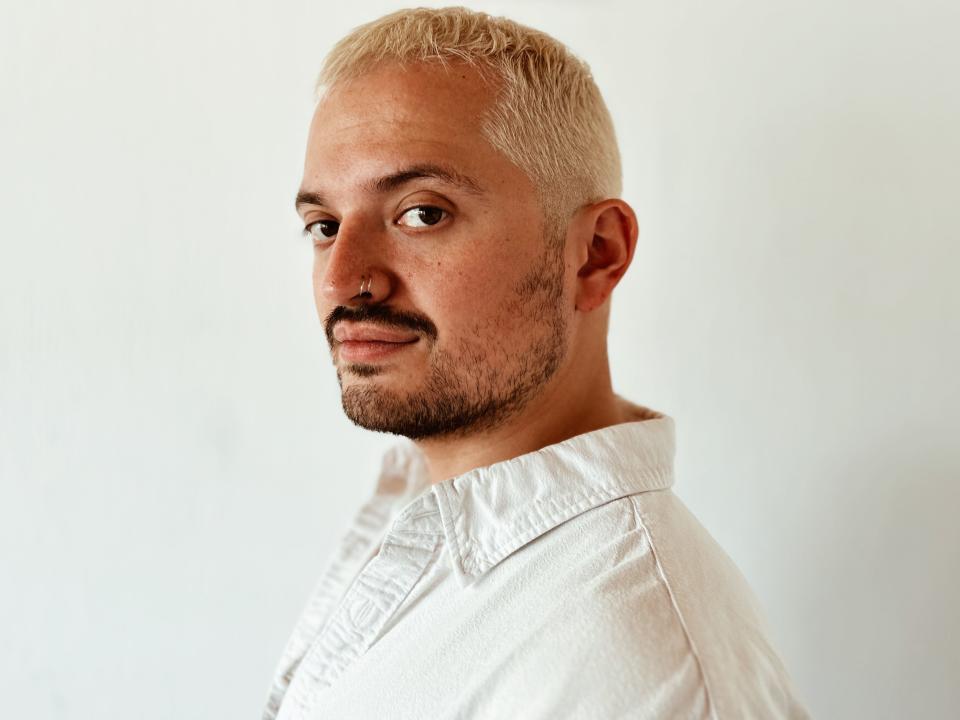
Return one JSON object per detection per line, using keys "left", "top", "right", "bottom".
{"left": 315, "top": 216, "right": 394, "bottom": 307}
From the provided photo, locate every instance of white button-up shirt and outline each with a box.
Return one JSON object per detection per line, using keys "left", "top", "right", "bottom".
{"left": 265, "top": 404, "right": 809, "bottom": 719}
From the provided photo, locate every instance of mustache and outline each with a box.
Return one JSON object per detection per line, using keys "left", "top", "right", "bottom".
{"left": 324, "top": 304, "right": 438, "bottom": 346}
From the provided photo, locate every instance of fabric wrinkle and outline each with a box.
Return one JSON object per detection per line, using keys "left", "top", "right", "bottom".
{"left": 264, "top": 401, "right": 809, "bottom": 720}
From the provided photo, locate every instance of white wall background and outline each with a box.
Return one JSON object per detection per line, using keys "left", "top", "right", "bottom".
{"left": 2, "top": 0, "right": 958, "bottom": 717}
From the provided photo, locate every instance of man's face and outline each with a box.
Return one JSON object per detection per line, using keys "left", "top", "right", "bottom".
{"left": 297, "top": 61, "right": 571, "bottom": 440}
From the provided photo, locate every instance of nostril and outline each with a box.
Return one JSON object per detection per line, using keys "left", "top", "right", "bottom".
{"left": 350, "top": 273, "right": 375, "bottom": 302}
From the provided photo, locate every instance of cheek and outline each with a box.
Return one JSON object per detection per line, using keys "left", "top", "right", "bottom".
{"left": 311, "top": 254, "right": 330, "bottom": 312}
{"left": 430, "top": 252, "right": 512, "bottom": 315}
{"left": 311, "top": 262, "right": 321, "bottom": 294}
{"left": 430, "top": 269, "right": 535, "bottom": 344}
{"left": 436, "top": 235, "right": 528, "bottom": 295}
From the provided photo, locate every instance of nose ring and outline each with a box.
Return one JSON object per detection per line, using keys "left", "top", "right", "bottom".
{"left": 356, "top": 274, "right": 373, "bottom": 300}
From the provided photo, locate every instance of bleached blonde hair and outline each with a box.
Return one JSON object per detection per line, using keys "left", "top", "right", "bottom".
{"left": 314, "top": 6, "right": 622, "bottom": 236}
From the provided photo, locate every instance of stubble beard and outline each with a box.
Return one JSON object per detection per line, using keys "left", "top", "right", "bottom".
{"left": 337, "top": 239, "right": 569, "bottom": 441}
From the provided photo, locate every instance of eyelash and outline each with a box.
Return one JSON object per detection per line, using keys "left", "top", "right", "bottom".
{"left": 302, "top": 205, "right": 449, "bottom": 242}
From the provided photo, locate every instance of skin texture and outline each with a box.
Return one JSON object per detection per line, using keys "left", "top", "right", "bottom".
{"left": 296, "top": 60, "right": 640, "bottom": 484}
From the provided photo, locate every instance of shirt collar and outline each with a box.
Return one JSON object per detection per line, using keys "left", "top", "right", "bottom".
{"left": 380, "top": 401, "right": 675, "bottom": 588}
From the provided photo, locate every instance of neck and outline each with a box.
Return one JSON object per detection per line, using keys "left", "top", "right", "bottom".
{"left": 413, "top": 351, "right": 631, "bottom": 485}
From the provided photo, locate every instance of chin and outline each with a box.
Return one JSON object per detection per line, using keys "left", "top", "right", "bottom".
{"left": 339, "top": 363, "right": 384, "bottom": 379}
{"left": 339, "top": 384, "right": 418, "bottom": 438}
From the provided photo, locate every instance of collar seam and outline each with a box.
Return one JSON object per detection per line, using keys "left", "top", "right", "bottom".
{"left": 457, "top": 471, "right": 672, "bottom": 573}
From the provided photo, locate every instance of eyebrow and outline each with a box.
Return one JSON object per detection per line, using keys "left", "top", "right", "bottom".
{"left": 294, "top": 163, "right": 485, "bottom": 215}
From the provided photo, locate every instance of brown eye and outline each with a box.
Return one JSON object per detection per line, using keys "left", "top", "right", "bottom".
{"left": 398, "top": 206, "right": 446, "bottom": 228}
{"left": 306, "top": 219, "right": 339, "bottom": 239}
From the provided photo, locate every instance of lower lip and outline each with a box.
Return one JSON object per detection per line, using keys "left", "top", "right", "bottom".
{"left": 338, "top": 339, "right": 419, "bottom": 363}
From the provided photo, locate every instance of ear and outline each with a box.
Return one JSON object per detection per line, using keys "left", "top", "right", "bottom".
{"left": 573, "top": 199, "right": 639, "bottom": 313}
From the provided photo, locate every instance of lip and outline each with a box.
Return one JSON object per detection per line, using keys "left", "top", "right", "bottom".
{"left": 333, "top": 322, "right": 420, "bottom": 364}
{"left": 333, "top": 322, "right": 419, "bottom": 344}
{"left": 337, "top": 338, "right": 419, "bottom": 363}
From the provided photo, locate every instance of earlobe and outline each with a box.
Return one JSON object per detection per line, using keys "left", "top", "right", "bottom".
{"left": 574, "top": 199, "right": 638, "bottom": 313}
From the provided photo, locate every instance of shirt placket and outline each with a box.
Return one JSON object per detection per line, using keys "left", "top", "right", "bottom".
{"left": 278, "top": 490, "right": 444, "bottom": 720}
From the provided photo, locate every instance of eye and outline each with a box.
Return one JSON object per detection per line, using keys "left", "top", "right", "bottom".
{"left": 397, "top": 206, "right": 447, "bottom": 228}
{"left": 304, "top": 219, "right": 339, "bottom": 241}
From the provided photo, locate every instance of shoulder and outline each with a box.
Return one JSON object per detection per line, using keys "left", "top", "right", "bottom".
{"left": 619, "top": 490, "right": 810, "bottom": 719}
{"left": 456, "top": 487, "right": 809, "bottom": 718}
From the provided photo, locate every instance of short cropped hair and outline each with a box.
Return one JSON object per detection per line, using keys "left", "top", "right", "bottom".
{"left": 315, "top": 6, "right": 622, "bottom": 234}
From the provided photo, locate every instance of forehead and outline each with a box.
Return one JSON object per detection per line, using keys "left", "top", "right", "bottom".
{"left": 302, "top": 62, "right": 517, "bottom": 192}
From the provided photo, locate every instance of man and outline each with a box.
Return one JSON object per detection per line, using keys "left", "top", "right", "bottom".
{"left": 267, "top": 7, "right": 808, "bottom": 719}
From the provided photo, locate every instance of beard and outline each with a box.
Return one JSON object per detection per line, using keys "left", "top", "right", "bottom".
{"left": 327, "top": 239, "right": 568, "bottom": 441}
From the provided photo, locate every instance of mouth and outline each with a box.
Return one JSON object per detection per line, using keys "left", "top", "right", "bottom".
{"left": 337, "top": 337, "right": 420, "bottom": 364}
{"left": 333, "top": 322, "right": 420, "bottom": 363}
